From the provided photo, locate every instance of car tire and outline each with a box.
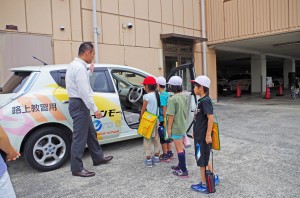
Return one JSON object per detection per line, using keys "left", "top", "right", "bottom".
{"left": 24, "top": 127, "right": 70, "bottom": 172}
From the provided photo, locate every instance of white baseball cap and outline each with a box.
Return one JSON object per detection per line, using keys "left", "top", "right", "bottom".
{"left": 191, "top": 75, "right": 211, "bottom": 88}
{"left": 157, "top": 76, "right": 166, "bottom": 86}
{"left": 167, "top": 76, "right": 183, "bottom": 86}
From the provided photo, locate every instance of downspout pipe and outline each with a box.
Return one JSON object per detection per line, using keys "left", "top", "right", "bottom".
{"left": 201, "top": 0, "right": 207, "bottom": 75}
{"left": 93, "top": 0, "right": 99, "bottom": 63}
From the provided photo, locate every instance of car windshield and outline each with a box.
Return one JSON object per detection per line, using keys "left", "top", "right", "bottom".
{"left": 0, "top": 72, "right": 31, "bottom": 94}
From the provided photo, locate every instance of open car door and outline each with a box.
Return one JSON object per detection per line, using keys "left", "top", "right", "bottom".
{"left": 166, "top": 63, "right": 196, "bottom": 136}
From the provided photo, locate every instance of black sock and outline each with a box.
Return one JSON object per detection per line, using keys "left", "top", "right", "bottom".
{"left": 177, "top": 152, "right": 187, "bottom": 172}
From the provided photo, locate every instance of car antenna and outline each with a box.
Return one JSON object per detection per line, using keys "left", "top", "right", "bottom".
{"left": 32, "top": 56, "right": 48, "bottom": 65}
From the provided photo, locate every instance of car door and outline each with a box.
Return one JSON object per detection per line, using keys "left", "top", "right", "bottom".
{"left": 166, "top": 63, "right": 196, "bottom": 136}
{"left": 89, "top": 68, "right": 122, "bottom": 140}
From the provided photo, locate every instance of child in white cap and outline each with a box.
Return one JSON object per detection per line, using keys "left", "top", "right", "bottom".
{"left": 166, "top": 76, "right": 189, "bottom": 177}
{"left": 156, "top": 77, "right": 173, "bottom": 162}
{"left": 190, "top": 75, "right": 220, "bottom": 193}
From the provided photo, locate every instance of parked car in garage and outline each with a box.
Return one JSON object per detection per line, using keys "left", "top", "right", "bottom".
{"left": 229, "top": 73, "right": 251, "bottom": 92}
{"left": 217, "top": 76, "right": 231, "bottom": 96}
{"left": 0, "top": 63, "right": 196, "bottom": 171}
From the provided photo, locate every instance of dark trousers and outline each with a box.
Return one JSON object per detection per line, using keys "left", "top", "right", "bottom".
{"left": 69, "top": 98, "right": 104, "bottom": 172}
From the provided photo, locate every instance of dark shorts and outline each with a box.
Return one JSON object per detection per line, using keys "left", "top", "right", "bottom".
{"left": 194, "top": 139, "right": 211, "bottom": 167}
{"left": 158, "top": 122, "right": 172, "bottom": 144}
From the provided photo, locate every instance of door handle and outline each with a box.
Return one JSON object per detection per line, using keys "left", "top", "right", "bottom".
{"left": 62, "top": 101, "right": 69, "bottom": 104}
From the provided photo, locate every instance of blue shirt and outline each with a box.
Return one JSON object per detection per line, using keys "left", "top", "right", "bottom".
{"left": 0, "top": 155, "right": 7, "bottom": 178}
{"left": 158, "top": 91, "right": 169, "bottom": 122}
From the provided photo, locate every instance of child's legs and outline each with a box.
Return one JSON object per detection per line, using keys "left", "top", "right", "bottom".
{"left": 167, "top": 142, "right": 172, "bottom": 151}
{"left": 161, "top": 143, "right": 168, "bottom": 154}
{"left": 143, "top": 137, "right": 152, "bottom": 158}
{"left": 173, "top": 138, "right": 187, "bottom": 172}
{"left": 195, "top": 140, "right": 211, "bottom": 183}
{"left": 173, "top": 139, "right": 184, "bottom": 153}
{"left": 200, "top": 166, "right": 206, "bottom": 184}
{"left": 152, "top": 134, "right": 160, "bottom": 156}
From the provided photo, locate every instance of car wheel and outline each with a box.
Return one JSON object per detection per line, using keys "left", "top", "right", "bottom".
{"left": 24, "top": 127, "right": 70, "bottom": 172}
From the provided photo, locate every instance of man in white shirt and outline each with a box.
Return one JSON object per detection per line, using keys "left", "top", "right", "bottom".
{"left": 66, "top": 42, "right": 113, "bottom": 177}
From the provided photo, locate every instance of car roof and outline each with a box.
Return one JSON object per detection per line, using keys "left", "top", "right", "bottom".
{"left": 10, "top": 64, "right": 152, "bottom": 75}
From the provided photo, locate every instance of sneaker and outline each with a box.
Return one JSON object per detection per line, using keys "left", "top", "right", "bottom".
{"left": 215, "top": 174, "right": 220, "bottom": 185}
{"left": 172, "top": 169, "right": 189, "bottom": 178}
{"left": 168, "top": 152, "right": 174, "bottom": 160}
{"left": 171, "top": 165, "right": 180, "bottom": 170}
{"left": 159, "top": 154, "right": 170, "bottom": 162}
{"left": 152, "top": 156, "right": 160, "bottom": 164}
{"left": 144, "top": 159, "right": 152, "bottom": 167}
{"left": 191, "top": 182, "right": 208, "bottom": 193}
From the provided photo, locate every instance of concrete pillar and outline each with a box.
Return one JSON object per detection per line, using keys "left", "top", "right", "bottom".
{"left": 251, "top": 54, "right": 266, "bottom": 94}
{"left": 283, "top": 58, "right": 296, "bottom": 88}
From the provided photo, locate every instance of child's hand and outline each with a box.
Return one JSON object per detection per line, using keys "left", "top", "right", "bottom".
{"left": 205, "top": 135, "right": 212, "bottom": 144}
{"left": 167, "top": 129, "right": 171, "bottom": 138}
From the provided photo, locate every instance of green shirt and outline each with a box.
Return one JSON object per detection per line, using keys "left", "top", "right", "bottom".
{"left": 166, "top": 93, "right": 188, "bottom": 135}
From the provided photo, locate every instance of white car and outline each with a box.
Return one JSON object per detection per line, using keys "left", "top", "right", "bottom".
{"left": 229, "top": 73, "right": 251, "bottom": 92}
{"left": 0, "top": 64, "right": 196, "bottom": 171}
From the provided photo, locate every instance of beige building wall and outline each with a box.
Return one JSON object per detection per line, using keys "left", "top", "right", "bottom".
{"left": 206, "top": 0, "right": 300, "bottom": 44}
{"left": 0, "top": 0, "right": 234, "bottom": 99}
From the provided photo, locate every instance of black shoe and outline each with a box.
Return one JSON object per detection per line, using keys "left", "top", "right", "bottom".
{"left": 72, "top": 169, "right": 95, "bottom": 177}
{"left": 93, "top": 156, "right": 113, "bottom": 166}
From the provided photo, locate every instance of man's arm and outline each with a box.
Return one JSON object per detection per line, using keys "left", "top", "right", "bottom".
{"left": 0, "top": 127, "right": 20, "bottom": 161}
{"left": 76, "top": 67, "right": 98, "bottom": 113}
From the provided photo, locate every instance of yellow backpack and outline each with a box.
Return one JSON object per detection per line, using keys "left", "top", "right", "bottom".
{"left": 137, "top": 111, "right": 158, "bottom": 139}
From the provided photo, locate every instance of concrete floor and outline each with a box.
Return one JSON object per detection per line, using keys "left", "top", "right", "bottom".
{"left": 7, "top": 94, "right": 300, "bottom": 198}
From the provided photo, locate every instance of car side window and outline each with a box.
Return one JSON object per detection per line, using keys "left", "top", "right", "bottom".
{"left": 90, "top": 71, "right": 110, "bottom": 92}
{"left": 50, "top": 70, "right": 66, "bottom": 88}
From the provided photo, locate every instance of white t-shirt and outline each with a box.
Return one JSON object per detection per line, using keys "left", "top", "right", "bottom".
{"left": 143, "top": 92, "right": 158, "bottom": 115}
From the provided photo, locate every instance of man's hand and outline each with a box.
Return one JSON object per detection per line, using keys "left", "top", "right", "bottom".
{"left": 205, "top": 135, "right": 212, "bottom": 144}
{"left": 89, "top": 63, "right": 95, "bottom": 73}
{"left": 7, "top": 149, "right": 20, "bottom": 161}
{"left": 94, "top": 110, "right": 103, "bottom": 119}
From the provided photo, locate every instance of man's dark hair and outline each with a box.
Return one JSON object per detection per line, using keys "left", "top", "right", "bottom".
{"left": 194, "top": 82, "right": 209, "bottom": 94}
{"left": 78, "top": 42, "right": 94, "bottom": 56}
{"left": 169, "top": 85, "right": 182, "bottom": 93}
{"left": 159, "top": 85, "right": 166, "bottom": 89}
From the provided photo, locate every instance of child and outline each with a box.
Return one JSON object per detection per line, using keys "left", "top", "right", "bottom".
{"left": 140, "top": 76, "right": 161, "bottom": 167}
{"left": 190, "top": 75, "right": 220, "bottom": 193}
{"left": 166, "top": 76, "right": 188, "bottom": 177}
{"left": 156, "top": 77, "right": 173, "bottom": 162}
